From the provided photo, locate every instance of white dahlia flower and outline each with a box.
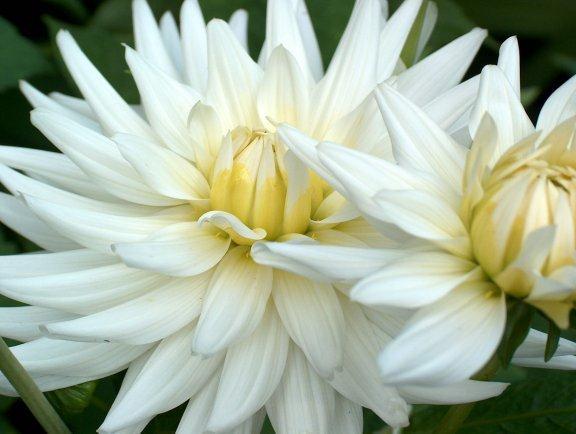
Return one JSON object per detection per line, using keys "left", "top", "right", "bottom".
{"left": 0, "top": 0, "right": 504, "bottom": 431}
{"left": 269, "top": 36, "right": 576, "bottom": 389}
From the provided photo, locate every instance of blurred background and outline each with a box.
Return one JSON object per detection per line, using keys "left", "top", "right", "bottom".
{"left": 0, "top": 0, "right": 576, "bottom": 432}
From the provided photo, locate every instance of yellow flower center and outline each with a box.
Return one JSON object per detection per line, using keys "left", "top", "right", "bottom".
{"left": 209, "top": 127, "right": 323, "bottom": 243}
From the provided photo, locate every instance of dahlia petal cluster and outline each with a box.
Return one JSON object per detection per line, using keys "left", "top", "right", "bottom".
{"left": 0, "top": 0, "right": 510, "bottom": 432}
{"left": 271, "top": 36, "right": 576, "bottom": 388}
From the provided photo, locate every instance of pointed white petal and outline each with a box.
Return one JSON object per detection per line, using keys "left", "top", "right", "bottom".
{"left": 229, "top": 9, "right": 249, "bottom": 49}
{"left": 175, "top": 374, "right": 219, "bottom": 433}
{"left": 132, "top": 0, "right": 179, "bottom": 78}
{"left": 537, "top": 75, "right": 576, "bottom": 133}
{"left": 399, "top": 380, "right": 509, "bottom": 405}
{"left": 396, "top": 28, "right": 487, "bottom": 105}
{"left": 31, "top": 108, "right": 178, "bottom": 206}
{"left": 257, "top": 46, "right": 310, "bottom": 130}
{"left": 159, "top": 12, "right": 184, "bottom": 75}
{"left": 56, "top": 31, "right": 155, "bottom": 139}
{"left": 513, "top": 355, "right": 576, "bottom": 370}
{"left": 206, "top": 19, "right": 263, "bottom": 130}
{"left": 0, "top": 261, "right": 171, "bottom": 315}
{"left": 378, "top": 282, "right": 506, "bottom": 386}
{"left": 469, "top": 65, "right": 534, "bottom": 157}
{"left": 0, "top": 307, "right": 77, "bottom": 342}
{"left": 376, "top": 84, "right": 466, "bottom": 190}
{"left": 125, "top": 47, "right": 201, "bottom": 160}
{"left": 207, "top": 305, "right": 289, "bottom": 431}
{"left": 266, "top": 344, "right": 336, "bottom": 434}
{"left": 273, "top": 270, "right": 344, "bottom": 378}
{"left": 252, "top": 241, "right": 404, "bottom": 281}
{"left": 293, "top": 0, "right": 323, "bottom": 80}
{"left": 497, "top": 36, "right": 521, "bottom": 96}
{"left": 193, "top": 246, "right": 273, "bottom": 355}
{"left": 113, "top": 222, "right": 229, "bottom": 277}
{"left": 309, "top": 0, "right": 381, "bottom": 137}
{"left": 48, "top": 92, "right": 95, "bottom": 118}
{"left": 514, "top": 329, "right": 576, "bottom": 358}
{"left": 100, "top": 325, "right": 224, "bottom": 432}
{"left": 198, "top": 210, "right": 267, "bottom": 242}
{"left": 377, "top": 0, "right": 423, "bottom": 81}
{"left": 351, "top": 252, "right": 479, "bottom": 308}
{"left": 114, "top": 132, "right": 209, "bottom": 201}
{"left": 0, "top": 192, "right": 79, "bottom": 251}
{"left": 43, "top": 273, "right": 210, "bottom": 344}
{"left": 180, "top": 0, "right": 208, "bottom": 90}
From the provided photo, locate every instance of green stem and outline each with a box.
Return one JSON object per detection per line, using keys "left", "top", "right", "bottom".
{"left": 432, "top": 355, "right": 501, "bottom": 434}
{"left": 0, "top": 337, "right": 71, "bottom": 434}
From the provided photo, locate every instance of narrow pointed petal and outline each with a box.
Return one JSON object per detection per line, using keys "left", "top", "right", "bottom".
{"left": 229, "top": 9, "right": 249, "bottom": 49}
{"left": 376, "top": 84, "right": 466, "bottom": 191}
{"left": 56, "top": 31, "right": 155, "bottom": 139}
{"left": 352, "top": 252, "right": 480, "bottom": 308}
{"left": 180, "top": 0, "right": 208, "bottom": 90}
{"left": 193, "top": 246, "right": 273, "bottom": 355}
{"left": 125, "top": 47, "right": 201, "bottom": 160}
{"left": 0, "top": 307, "right": 77, "bottom": 342}
{"left": 378, "top": 282, "right": 506, "bottom": 386}
{"left": 497, "top": 36, "right": 520, "bottom": 95}
{"left": 159, "top": 12, "right": 184, "bottom": 75}
{"left": 206, "top": 19, "right": 263, "bottom": 130}
{"left": 207, "top": 305, "right": 289, "bottom": 431}
{"left": 273, "top": 270, "right": 344, "bottom": 378}
{"left": 175, "top": 374, "right": 219, "bottom": 433}
{"left": 399, "top": 380, "right": 509, "bottom": 405}
{"left": 537, "top": 75, "right": 576, "bottom": 133}
{"left": 514, "top": 329, "right": 576, "bottom": 358}
{"left": 266, "top": 344, "right": 336, "bottom": 434}
{"left": 43, "top": 274, "right": 210, "bottom": 344}
{"left": 396, "top": 28, "right": 487, "bottom": 105}
{"left": 113, "top": 222, "right": 230, "bottom": 277}
{"left": 100, "top": 325, "right": 224, "bottom": 432}
{"left": 132, "top": 0, "right": 180, "bottom": 78}
{"left": 293, "top": 0, "right": 323, "bottom": 80}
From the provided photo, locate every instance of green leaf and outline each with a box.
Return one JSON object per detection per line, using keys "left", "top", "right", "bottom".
{"left": 544, "top": 319, "right": 561, "bottom": 362}
{"left": 498, "top": 300, "right": 535, "bottom": 367}
{"left": 46, "top": 381, "right": 97, "bottom": 415}
{"left": 0, "top": 18, "right": 52, "bottom": 92}
{"left": 44, "top": 17, "right": 140, "bottom": 103}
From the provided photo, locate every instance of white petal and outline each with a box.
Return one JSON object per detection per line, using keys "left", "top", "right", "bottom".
{"left": 187, "top": 102, "right": 225, "bottom": 176}
{"left": 229, "top": 9, "right": 249, "bottom": 49}
{"left": 293, "top": 0, "right": 323, "bottom": 80}
{"left": 331, "top": 394, "right": 363, "bottom": 434}
{"left": 193, "top": 246, "right": 273, "bottom": 355}
{"left": 252, "top": 241, "right": 404, "bottom": 281}
{"left": 43, "top": 273, "right": 211, "bottom": 344}
{"left": 48, "top": 92, "right": 95, "bottom": 118}
{"left": 537, "top": 75, "right": 576, "bottom": 133}
{"left": 100, "top": 325, "right": 224, "bottom": 432}
{"left": 159, "top": 12, "right": 184, "bottom": 75}
{"left": 377, "top": 0, "right": 423, "bottom": 82}
{"left": 55, "top": 31, "right": 155, "bottom": 139}
{"left": 30, "top": 108, "right": 178, "bottom": 206}
{"left": 7, "top": 338, "right": 150, "bottom": 377}
{"left": 20, "top": 81, "right": 100, "bottom": 131}
{"left": 497, "top": 36, "right": 520, "bottom": 96}
{"left": 207, "top": 305, "right": 289, "bottom": 431}
{"left": 351, "top": 252, "right": 479, "bottom": 308}
{"left": 114, "top": 132, "right": 209, "bottom": 201}
{"left": 113, "top": 222, "right": 229, "bottom": 277}
{"left": 261, "top": 0, "right": 311, "bottom": 78}
{"left": 0, "top": 261, "right": 171, "bottom": 315}
{"left": 0, "top": 249, "right": 116, "bottom": 278}
{"left": 469, "top": 65, "right": 534, "bottom": 158}
{"left": 376, "top": 84, "right": 466, "bottom": 190}
{"left": 206, "top": 19, "right": 263, "bottom": 130}
{"left": 0, "top": 307, "right": 77, "bottom": 342}
{"left": 308, "top": 0, "right": 381, "bottom": 137}
{"left": 395, "top": 28, "right": 487, "bottom": 106}
{"left": 125, "top": 47, "right": 201, "bottom": 160}
{"left": 514, "top": 329, "right": 576, "bottom": 358}
{"left": 176, "top": 374, "right": 219, "bottom": 433}
{"left": 132, "top": 0, "right": 179, "bottom": 78}
{"left": 378, "top": 282, "right": 506, "bottom": 386}
{"left": 257, "top": 46, "right": 310, "bottom": 130}
{"left": 266, "top": 344, "right": 336, "bottom": 434}
{"left": 0, "top": 143, "right": 117, "bottom": 203}
{"left": 399, "top": 380, "right": 509, "bottom": 405}
{"left": 273, "top": 270, "right": 344, "bottom": 378}
{"left": 513, "top": 355, "right": 576, "bottom": 370}
{"left": 23, "top": 195, "right": 187, "bottom": 253}
{"left": 330, "top": 298, "right": 409, "bottom": 428}
{"left": 0, "top": 192, "right": 79, "bottom": 251}
{"left": 180, "top": 0, "right": 208, "bottom": 90}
